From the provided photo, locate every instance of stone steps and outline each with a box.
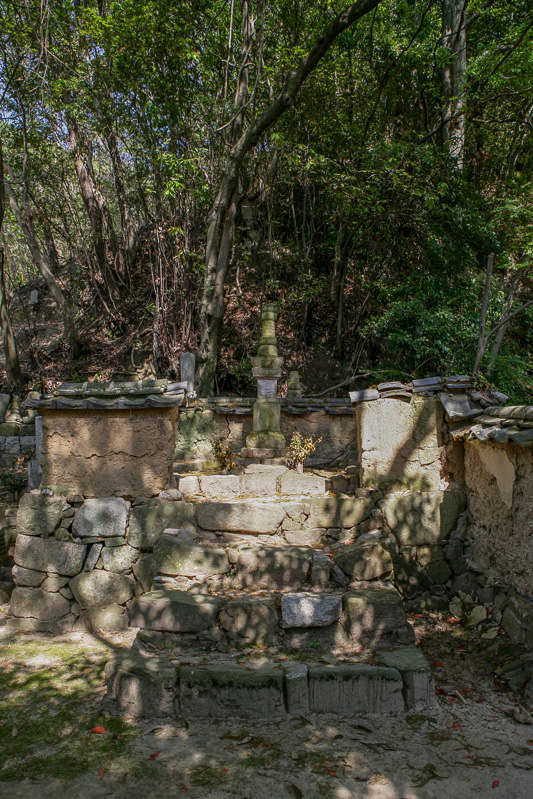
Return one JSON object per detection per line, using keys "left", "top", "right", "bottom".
{"left": 104, "top": 645, "right": 436, "bottom": 719}
{"left": 127, "top": 583, "right": 415, "bottom": 649}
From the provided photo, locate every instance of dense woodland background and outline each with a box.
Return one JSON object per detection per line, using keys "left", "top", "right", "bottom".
{"left": 0, "top": 0, "right": 532, "bottom": 400}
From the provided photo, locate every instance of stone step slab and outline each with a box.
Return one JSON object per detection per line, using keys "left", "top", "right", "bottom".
{"left": 196, "top": 501, "right": 286, "bottom": 535}
{"left": 129, "top": 589, "right": 222, "bottom": 632}
{"left": 308, "top": 497, "right": 374, "bottom": 529}
{"left": 179, "top": 664, "right": 286, "bottom": 719}
{"left": 374, "top": 648, "right": 436, "bottom": 711}
{"left": 152, "top": 535, "right": 230, "bottom": 578}
{"left": 105, "top": 653, "right": 434, "bottom": 718}
{"left": 308, "top": 664, "right": 404, "bottom": 714}
{"left": 281, "top": 593, "right": 342, "bottom": 628}
{"left": 219, "top": 596, "right": 278, "bottom": 644}
{"left": 343, "top": 586, "right": 411, "bottom": 645}
{"left": 236, "top": 545, "right": 313, "bottom": 588}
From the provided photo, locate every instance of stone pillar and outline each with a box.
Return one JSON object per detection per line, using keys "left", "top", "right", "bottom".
{"left": 180, "top": 352, "right": 196, "bottom": 394}
{"left": 244, "top": 304, "right": 286, "bottom": 456}
{"left": 287, "top": 370, "right": 302, "bottom": 398}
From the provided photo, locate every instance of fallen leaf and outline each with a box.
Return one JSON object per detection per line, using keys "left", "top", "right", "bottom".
{"left": 434, "top": 661, "right": 443, "bottom": 667}
{"left": 466, "top": 605, "right": 487, "bottom": 627}
{"left": 148, "top": 751, "right": 161, "bottom": 760}
{"left": 92, "top": 726, "right": 107, "bottom": 734}
{"left": 435, "top": 688, "right": 446, "bottom": 695}
{"left": 99, "top": 769, "right": 105, "bottom": 779}
{"left": 326, "top": 769, "right": 337, "bottom": 777}
{"left": 492, "top": 780, "right": 500, "bottom": 788}
{"left": 238, "top": 735, "right": 252, "bottom": 745}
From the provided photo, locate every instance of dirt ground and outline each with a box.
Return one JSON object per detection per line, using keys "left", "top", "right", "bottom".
{"left": 1, "top": 608, "right": 533, "bottom": 799}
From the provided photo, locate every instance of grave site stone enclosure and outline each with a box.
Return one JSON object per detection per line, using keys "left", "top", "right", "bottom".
{"left": 1, "top": 306, "right": 533, "bottom": 724}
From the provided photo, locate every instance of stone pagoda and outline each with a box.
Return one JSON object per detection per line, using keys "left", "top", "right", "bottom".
{"left": 244, "top": 303, "right": 286, "bottom": 457}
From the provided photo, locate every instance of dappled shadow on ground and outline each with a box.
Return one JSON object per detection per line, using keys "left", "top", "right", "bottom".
{"left": 1, "top": 613, "right": 533, "bottom": 799}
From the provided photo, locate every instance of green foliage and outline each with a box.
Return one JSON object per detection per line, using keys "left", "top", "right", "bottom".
{"left": 211, "top": 438, "right": 236, "bottom": 471}
{"left": 287, "top": 432, "right": 322, "bottom": 469}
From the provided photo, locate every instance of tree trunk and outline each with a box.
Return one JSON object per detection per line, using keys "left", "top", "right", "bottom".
{"left": 196, "top": 0, "right": 381, "bottom": 394}
{"left": 441, "top": 0, "right": 468, "bottom": 167}
{"left": 0, "top": 139, "right": 23, "bottom": 391}
{"left": 4, "top": 170, "right": 80, "bottom": 357}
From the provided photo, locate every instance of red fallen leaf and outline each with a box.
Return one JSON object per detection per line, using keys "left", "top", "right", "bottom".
{"left": 0, "top": 722, "right": 4, "bottom": 727}
{"left": 435, "top": 688, "right": 446, "bottom": 695}
{"left": 454, "top": 725, "right": 462, "bottom": 730}
{"left": 148, "top": 751, "right": 161, "bottom": 760}
{"left": 257, "top": 742, "right": 264, "bottom": 748}
{"left": 222, "top": 768, "right": 228, "bottom": 772}
{"left": 477, "top": 697, "right": 485, "bottom": 703}
{"left": 99, "top": 768, "right": 105, "bottom": 779}
{"left": 326, "top": 769, "right": 337, "bottom": 777}
{"left": 448, "top": 697, "right": 456, "bottom": 703}
{"left": 434, "top": 661, "right": 444, "bottom": 667}
{"left": 265, "top": 744, "right": 272, "bottom": 751}
{"left": 492, "top": 780, "right": 500, "bottom": 788}
{"left": 91, "top": 726, "right": 107, "bottom": 734}
{"left": 526, "top": 740, "right": 533, "bottom": 746}
{"left": 465, "top": 755, "right": 473, "bottom": 759}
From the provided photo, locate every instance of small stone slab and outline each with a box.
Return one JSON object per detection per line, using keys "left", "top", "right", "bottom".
{"left": 16, "top": 493, "right": 64, "bottom": 537}
{"left": 199, "top": 474, "right": 240, "bottom": 499}
{"left": 412, "top": 377, "right": 442, "bottom": 387}
{"left": 277, "top": 472, "right": 326, "bottom": 496}
{"left": 380, "top": 490, "right": 465, "bottom": 546}
{"left": 285, "top": 663, "right": 309, "bottom": 715}
{"left": 349, "top": 389, "right": 379, "bottom": 403}
{"left": 105, "top": 653, "right": 177, "bottom": 717}
{"left": 343, "top": 586, "right": 408, "bottom": 644}
{"left": 70, "top": 570, "right": 135, "bottom": 609}
{"left": 178, "top": 476, "right": 200, "bottom": 498}
{"left": 219, "top": 596, "right": 278, "bottom": 644}
{"left": 73, "top": 497, "right": 129, "bottom": 539}
{"left": 179, "top": 664, "right": 285, "bottom": 719}
{"left": 308, "top": 664, "right": 404, "bottom": 714}
{"left": 10, "top": 586, "right": 71, "bottom": 621}
{"left": 237, "top": 545, "right": 312, "bottom": 588}
{"left": 128, "top": 501, "right": 195, "bottom": 548}
{"left": 335, "top": 540, "right": 392, "bottom": 580}
{"left": 101, "top": 544, "right": 138, "bottom": 573}
{"left": 152, "top": 536, "right": 230, "bottom": 578}
{"left": 308, "top": 497, "right": 373, "bottom": 529}
{"left": 281, "top": 593, "right": 341, "bottom": 628}
{"left": 41, "top": 575, "right": 69, "bottom": 592}
{"left": 12, "top": 565, "right": 45, "bottom": 587}
{"left": 197, "top": 501, "right": 285, "bottom": 535}
{"left": 81, "top": 604, "right": 128, "bottom": 632}
{"left": 439, "top": 392, "right": 482, "bottom": 422}
{"left": 129, "top": 589, "right": 221, "bottom": 632}
{"left": 240, "top": 471, "right": 279, "bottom": 497}
{"left": 14, "top": 534, "right": 86, "bottom": 576}
{"left": 374, "top": 648, "right": 436, "bottom": 711}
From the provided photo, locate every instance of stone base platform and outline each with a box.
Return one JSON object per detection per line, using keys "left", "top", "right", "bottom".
{"left": 104, "top": 645, "right": 436, "bottom": 719}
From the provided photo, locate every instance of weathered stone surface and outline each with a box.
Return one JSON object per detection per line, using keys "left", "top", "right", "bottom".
{"left": 343, "top": 586, "right": 408, "bottom": 644}
{"left": 285, "top": 663, "right": 309, "bottom": 715}
{"left": 381, "top": 490, "right": 465, "bottom": 546}
{"left": 281, "top": 594, "right": 341, "bottom": 628}
{"left": 105, "top": 653, "right": 177, "bottom": 716}
{"left": 15, "top": 493, "right": 64, "bottom": 536}
{"left": 12, "top": 565, "right": 45, "bottom": 587}
{"left": 128, "top": 502, "right": 195, "bottom": 548}
{"left": 73, "top": 498, "right": 129, "bottom": 539}
{"left": 308, "top": 497, "right": 373, "bottom": 529}
{"left": 374, "top": 647, "right": 436, "bottom": 711}
{"left": 41, "top": 575, "right": 70, "bottom": 592}
{"left": 393, "top": 550, "right": 432, "bottom": 598}
{"left": 177, "top": 476, "right": 200, "bottom": 497}
{"left": 152, "top": 536, "right": 229, "bottom": 578}
{"left": 40, "top": 407, "right": 178, "bottom": 497}
{"left": 219, "top": 596, "right": 278, "bottom": 643}
{"left": 180, "top": 664, "right": 285, "bottom": 719}
{"left": 101, "top": 544, "right": 138, "bottom": 572}
{"left": 132, "top": 553, "right": 156, "bottom": 592}
{"left": 81, "top": 604, "right": 128, "bottom": 632}
{"left": 197, "top": 501, "right": 285, "bottom": 534}
{"left": 240, "top": 471, "right": 279, "bottom": 497}
{"left": 308, "top": 664, "right": 404, "bottom": 714}
{"left": 335, "top": 540, "right": 393, "bottom": 580}
{"left": 277, "top": 472, "right": 326, "bottom": 496}
{"left": 11, "top": 586, "right": 71, "bottom": 621}
{"left": 356, "top": 396, "right": 444, "bottom": 489}
{"left": 14, "top": 534, "right": 86, "bottom": 576}
{"left": 310, "top": 552, "right": 331, "bottom": 588}
{"left": 84, "top": 543, "right": 103, "bottom": 571}
{"left": 199, "top": 474, "right": 240, "bottom": 499}
{"left": 129, "top": 589, "right": 221, "bottom": 632}
{"left": 237, "top": 545, "right": 312, "bottom": 588}
{"left": 159, "top": 489, "right": 183, "bottom": 502}
{"left": 70, "top": 570, "right": 135, "bottom": 608}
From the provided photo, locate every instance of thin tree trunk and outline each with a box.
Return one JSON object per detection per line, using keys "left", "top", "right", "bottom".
{"left": 441, "top": 0, "right": 468, "bottom": 167}
{"left": 196, "top": 0, "right": 381, "bottom": 394}
{"left": 0, "top": 139, "right": 23, "bottom": 391}
{"left": 473, "top": 252, "right": 494, "bottom": 374}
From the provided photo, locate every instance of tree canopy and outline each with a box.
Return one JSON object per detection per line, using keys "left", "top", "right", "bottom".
{"left": 0, "top": 0, "right": 532, "bottom": 399}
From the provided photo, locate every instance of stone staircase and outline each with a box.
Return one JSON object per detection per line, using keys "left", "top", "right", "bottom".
{"left": 105, "top": 465, "right": 436, "bottom": 720}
